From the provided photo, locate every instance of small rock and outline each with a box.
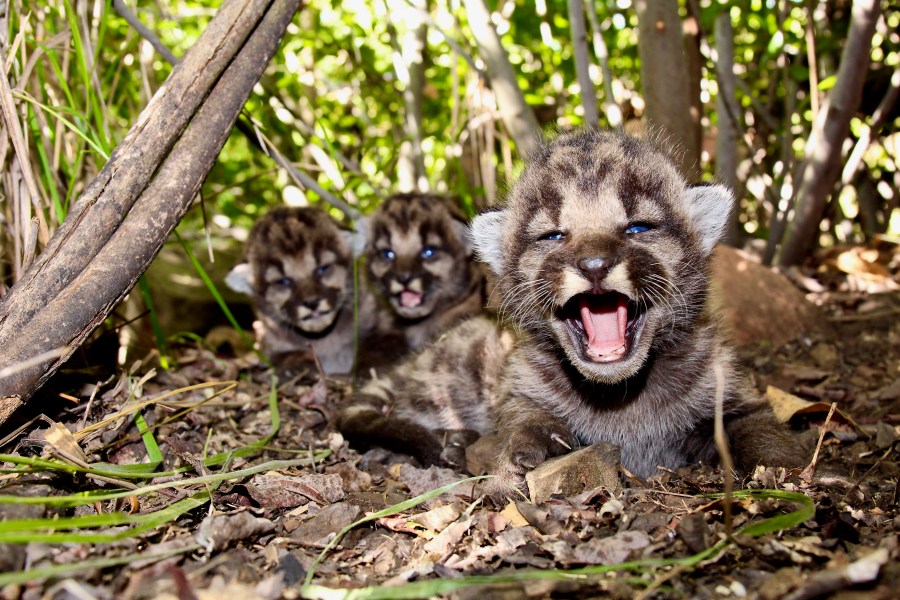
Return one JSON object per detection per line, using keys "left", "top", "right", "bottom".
{"left": 465, "top": 434, "right": 499, "bottom": 476}
{"left": 711, "top": 246, "right": 832, "bottom": 349}
{"left": 875, "top": 378, "right": 900, "bottom": 401}
{"left": 758, "top": 568, "right": 803, "bottom": 600}
{"left": 629, "top": 511, "right": 672, "bottom": 533}
{"left": 677, "top": 512, "right": 710, "bottom": 553}
{"left": 0, "top": 484, "right": 50, "bottom": 573}
{"left": 570, "top": 530, "right": 650, "bottom": 565}
{"left": 525, "top": 443, "right": 621, "bottom": 504}
{"left": 809, "top": 342, "right": 840, "bottom": 369}
{"left": 876, "top": 421, "right": 896, "bottom": 448}
{"left": 196, "top": 511, "right": 275, "bottom": 552}
{"left": 245, "top": 472, "right": 344, "bottom": 509}
{"left": 290, "top": 502, "right": 361, "bottom": 547}
{"left": 398, "top": 464, "right": 469, "bottom": 507}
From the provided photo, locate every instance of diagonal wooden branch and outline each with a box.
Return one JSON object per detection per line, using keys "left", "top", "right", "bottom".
{"left": 463, "top": 0, "right": 541, "bottom": 159}
{"left": 776, "top": 0, "right": 880, "bottom": 266}
{"left": 567, "top": 0, "right": 599, "bottom": 126}
{"left": 112, "top": 0, "right": 362, "bottom": 220}
{"left": 0, "top": 0, "right": 271, "bottom": 336}
{"left": 0, "top": 0, "right": 301, "bottom": 425}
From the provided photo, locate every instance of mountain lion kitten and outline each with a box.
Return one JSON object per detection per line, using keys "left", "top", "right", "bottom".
{"left": 228, "top": 206, "right": 374, "bottom": 376}
{"left": 365, "top": 193, "right": 486, "bottom": 352}
{"left": 339, "top": 130, "right": 802, "bottom": 491}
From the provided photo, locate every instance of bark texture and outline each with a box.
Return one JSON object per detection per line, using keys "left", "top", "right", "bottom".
{"left": 0, "top": 0, "right": 301, "bottom": 424}
{"left": 463, "top": 0, "right": 541, "bottom": 159}
{"left": 584, "top": 1, "right": 622, "bottom": 127}
{"left": 568, "top": 0, "right": 599, "bottom": 125}
{"left": 714, "top": 12, "right": 743, "bottom": 247}
{"left": 776, "top": 0, "right": 880, "bottom": 266}
{"left": 634, "top": 0, "right": 700, "bottom": 181}
{"left": 390, "top": 0, "right": 429, "bottom": 192}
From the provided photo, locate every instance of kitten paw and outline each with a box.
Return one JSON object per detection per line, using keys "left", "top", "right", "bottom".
{"left": 490, "top": 424, "right": 577, "bottom": 497}
{"left": 438, "top": 429, "right": 480, "bottom": 470}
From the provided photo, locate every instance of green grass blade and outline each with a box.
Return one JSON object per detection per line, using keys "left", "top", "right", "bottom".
{"left": 300, "top": 488, "right": 813, "bottom": 599}
{"left": 0, "top": 489, "right": 211, "bottom": 543}
{"left": 0, "top": 458, "right": 312, "bottom": 508}
{"left": 13, "top": 90, "right": 110, "bottom": 160}
{"left": 303, "top": 475, "right": 492, "bottom": 586}
{"left": 137, "top": 276, "right": 172, "bottom": 369}
{"left": 173, "top": 230, "right": 270, "bottom": 367}
{"left": 0, "top": 543, "right": 201, "bottom": 587}
{"left": 133, "top": 409, "right": 163, "bottom": 465}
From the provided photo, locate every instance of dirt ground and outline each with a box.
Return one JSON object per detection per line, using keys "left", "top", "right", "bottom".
{"left": 1, "top": 241, "right": 898, "bottom": 599}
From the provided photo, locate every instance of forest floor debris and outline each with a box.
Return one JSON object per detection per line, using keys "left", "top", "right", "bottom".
{"left": 1, "top": 251, "right": 899, "bottom": 599}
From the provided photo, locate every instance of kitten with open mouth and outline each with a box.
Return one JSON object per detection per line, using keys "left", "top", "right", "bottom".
{"left": 365, "top": 192, "right": 487, "bottom": 352}
{"left": 340, "top": 130, "right": 805, "bottom": 493}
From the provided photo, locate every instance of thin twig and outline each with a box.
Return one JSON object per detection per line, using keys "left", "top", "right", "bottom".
{"left": 712, "top": 361, "right": 733, "bottom": 538}
{"left": 112, "top": 0, "right": 363, "bottom": 221}
{"left": 800, "top": 401, "right": 836, "bottom": 483}
{"left": 112, "top": 0, "right": 178, "bottom": 64}
{"left": 0, "top": 347, "right": 68, "bottom": 381}
{"left": 841, "top": 445, "right": 893, "bottom": 503}
{"left": 0, "top": 47, "right": 49, "bottom": 245}
{"left": 400, "top": 0, "right": 485, "bottom": 78}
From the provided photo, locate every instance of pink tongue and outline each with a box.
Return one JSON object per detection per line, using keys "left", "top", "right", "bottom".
{"left": 400, "top": 290, "right": 423, "bottom": 308}
{"left": 579, "top": 296, "right": 628, "bottom": 361}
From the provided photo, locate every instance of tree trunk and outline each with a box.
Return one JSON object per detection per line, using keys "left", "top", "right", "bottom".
{"left": 584, "top": 1, "right": 622, "bottom": 128}
{"left": 714, "top": 11, "right": 743, "bottom": 247}
{"left": 463, "top": 0, "right": 541, "bottom": 159}
{"left": 567, "top": 0, "right": 599, "bottom": 126}
{"left": 390, "top": 0, "right": 429, "bottom": 192}
{"left": 683, "top": 0, "right": 703, "bottom": 172}
{"left": 634, "top": 0, "right": 700, "bottom": 181}
{"left": 776, "top": 0, "right": 880, "bottom": 266}
{"left": 0, "top": 0, "right": 301, "bottom": 425}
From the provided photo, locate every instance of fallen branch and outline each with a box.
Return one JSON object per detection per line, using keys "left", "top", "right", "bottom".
{"left": 0, "top": 0, "right": 302, "bottom": 425}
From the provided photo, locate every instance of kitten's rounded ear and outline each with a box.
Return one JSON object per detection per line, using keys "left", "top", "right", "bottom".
{"left": 684, "top": 184, "right": 734, "bottom": 255}
{"left": 451, "top": 216, "right": 475, "bottom": 256}
{"left": 344, "top": 216, "right": 370, "bottom": 258}
{"left": 226, "top": 263, "right": 255, "bottom": 295}
{"left": 471, "top": 209, "right": 508, "bottom": 273}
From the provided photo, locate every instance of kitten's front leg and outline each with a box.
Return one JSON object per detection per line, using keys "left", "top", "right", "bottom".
{"left": 489, "top": 395, "right": 578, "bottom": 496}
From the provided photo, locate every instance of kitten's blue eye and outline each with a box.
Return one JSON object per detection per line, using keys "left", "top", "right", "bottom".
{"left": 541, "top": 232, "right": 565, "bottom": 241}
{"left": 315, "top": 264, "right": 332, "bottom": 277}
{"left": 381, "top": 248, "right": 396, "bottom": 260}
{"left": 625, "top": 224, "right": 652, "bottom": 235}
{"left": 420, "top": 246, "right": 438, "bottom": 259}
{"left": 276, "top": 277, "right": 292, "bottom": 287}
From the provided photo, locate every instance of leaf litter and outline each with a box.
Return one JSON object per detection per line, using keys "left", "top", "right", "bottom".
{"left": 0, "top": 258, "right": 899, "bottom": 599}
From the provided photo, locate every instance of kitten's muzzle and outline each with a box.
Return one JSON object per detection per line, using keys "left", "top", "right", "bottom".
{"left": 577, "top": 255, "right": 612, "bottom": 280}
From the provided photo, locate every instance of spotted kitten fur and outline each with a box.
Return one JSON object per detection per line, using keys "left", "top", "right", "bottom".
{"left": 365, "top": 193, "right": 486, "bottom": 352}
{"left": 339, "top": 130, "right": 803, "bottom": 491}
{"left": 228, "top": 206, "right": 375, "bottom": 376}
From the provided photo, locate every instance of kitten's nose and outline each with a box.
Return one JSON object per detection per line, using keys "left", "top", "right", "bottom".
{"left": 302, "top": 298, "right": 322, "bottom": 310}
{"left": 395, "top": 273, "right": 412, "bottom": 285}
{"left": 577, "top": 256, "right": 612, "bottom": 282}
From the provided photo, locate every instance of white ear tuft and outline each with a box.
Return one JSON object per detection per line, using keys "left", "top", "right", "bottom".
{"left": 471, "top": 209, "right": 508, "bottom": 274}
{"left": 684, "top": 185, "right": 734, "bottom": 255}
{"left": 225, "top": 263, "right": 255, "bottom": 296}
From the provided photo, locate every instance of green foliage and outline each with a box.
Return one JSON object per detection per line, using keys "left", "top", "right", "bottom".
{"left": 2, "top": 0, "right": 897, "bottom": 304}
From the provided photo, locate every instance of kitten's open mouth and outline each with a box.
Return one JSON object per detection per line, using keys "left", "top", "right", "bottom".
{"left": 397, "top": 290, "right": 424, "bottom": 308}
{"left": 562, "top": 292, "right": 645, "bottom": 363}
{"left": 295, "top": 308, "right": 338, "bottom": 334}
